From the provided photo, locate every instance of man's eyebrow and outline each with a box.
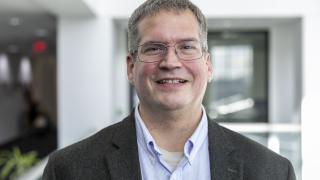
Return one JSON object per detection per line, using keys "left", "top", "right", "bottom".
{"left": 140, "top": 41, "right": 165, "bottom": 45}
{"left": 178, "top": 38, "right": 199, "bottom": 42}
{"left": 141, "top": 38, "right": 199, "bottom": 45}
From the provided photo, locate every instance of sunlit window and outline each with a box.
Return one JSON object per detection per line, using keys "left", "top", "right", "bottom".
{"left": 19, "top": 56, "right": 32, "bottom": 86}
{"left": 0, "top": 54, "right": 11, "bottom": 85}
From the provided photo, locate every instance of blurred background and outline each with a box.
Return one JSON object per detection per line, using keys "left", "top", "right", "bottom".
{"left": 0, "top": 0, "right": 319, "bottom": 179}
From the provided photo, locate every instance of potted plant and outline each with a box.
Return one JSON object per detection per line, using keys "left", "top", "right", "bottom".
{"left": 0, "top": 147, "right": 38, "bottom": 179}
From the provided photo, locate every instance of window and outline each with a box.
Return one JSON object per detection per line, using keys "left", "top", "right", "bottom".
{"left": 205, "top": 31, "right": 268, "bottom": 123}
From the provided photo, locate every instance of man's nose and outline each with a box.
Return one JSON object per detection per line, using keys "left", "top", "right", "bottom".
{"left": 158, "top": 46, "right": 182, "bottom": 69}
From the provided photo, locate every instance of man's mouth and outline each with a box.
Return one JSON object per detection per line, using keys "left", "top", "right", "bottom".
{"left": 156, "top": 79, "right": 188, "bottom": 84}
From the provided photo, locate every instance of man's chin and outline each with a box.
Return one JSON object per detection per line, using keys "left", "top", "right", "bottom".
{"left": 156, "top": 101, "right": 189, "bottom": 111}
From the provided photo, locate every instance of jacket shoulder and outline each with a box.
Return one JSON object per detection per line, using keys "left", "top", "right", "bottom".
{"left": 216, "top": 122, "right": 285, "bottom": 160}
{"left": 210, "top": 120, "right": 296, "bottom": 179}
{"left": 53, "top": 120, "right": 123, "bottom": 158}
{"left": 43, "top": 119, "right": 128, "bottom": 180}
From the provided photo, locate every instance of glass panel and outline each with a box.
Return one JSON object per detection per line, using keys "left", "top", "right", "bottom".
{"left": 205, "top": 31, "right": 268, "bottom": 123}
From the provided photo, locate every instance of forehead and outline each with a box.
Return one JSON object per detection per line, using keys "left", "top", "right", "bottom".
{"left": 137, "top": 9, "right": 200, "bottom": 44}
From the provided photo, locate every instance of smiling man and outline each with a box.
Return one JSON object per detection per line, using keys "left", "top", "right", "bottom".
{"left": 43, "top": 0, "right": 296, "bottom": 180}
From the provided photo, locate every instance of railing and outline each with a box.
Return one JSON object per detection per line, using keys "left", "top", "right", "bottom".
{"left": 219, "top": 122, "right": 301, "bottom": 133}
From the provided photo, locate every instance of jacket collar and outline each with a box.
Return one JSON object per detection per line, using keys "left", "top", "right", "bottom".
{"left": 104, "top": 110, "right": 243, "bottom": 180}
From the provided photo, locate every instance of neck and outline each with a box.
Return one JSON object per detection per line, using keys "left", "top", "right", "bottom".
{"left": 138, "top": 104, "right": 203, "bottom": 152}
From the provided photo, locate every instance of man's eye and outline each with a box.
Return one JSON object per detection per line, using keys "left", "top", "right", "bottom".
{"left": 179, "top": 44, "right": 197, "bottom": 51}
{"left": 141, "top": 45, "right": 164, "bottom": 54}
{"left": 182, "top": 45, "right": 196, "bottom": 49}
{"left": 145, "top": 47, "right": 161, "bottom": 52}
{"left": 178, "top": 42, "right": 198, "bottom": 50}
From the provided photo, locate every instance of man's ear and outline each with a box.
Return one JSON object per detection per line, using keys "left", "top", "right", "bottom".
{"left": 126, "top": 54, "right": 135, "bottom": 85}
{"left": 206, "top": 53, "right": 213, "bottom": 83}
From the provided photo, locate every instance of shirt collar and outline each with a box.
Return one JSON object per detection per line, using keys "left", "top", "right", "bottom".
{"left": 135, "top": 106, "right": 161, "bottom": 159}
{"left": 184, "top": 106, "right": 208, "bottom": 164}
{"left": 134, "top": 105, "right": 208, "bottom": 164}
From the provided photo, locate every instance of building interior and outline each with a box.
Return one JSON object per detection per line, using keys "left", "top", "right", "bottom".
{"left": 1, "top": 0, "right": 319, "bottom": 179}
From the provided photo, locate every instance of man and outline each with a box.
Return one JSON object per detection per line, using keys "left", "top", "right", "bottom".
{"left": 43, "top": 0, "right": 296, "bottom": 179}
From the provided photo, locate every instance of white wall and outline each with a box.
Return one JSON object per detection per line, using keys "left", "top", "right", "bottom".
{"left": 57, "top": 17, "right": 114, "bottom": 146}
{"left": 301, "top": 13, "right": 320, "bottom": 180}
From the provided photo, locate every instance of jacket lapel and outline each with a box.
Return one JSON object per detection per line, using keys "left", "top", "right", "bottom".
{"left": 208, "top": 119, "right": 243, "bottom": 180}
{"left": 104, "top": 112, "right": 142, "bottom": 180}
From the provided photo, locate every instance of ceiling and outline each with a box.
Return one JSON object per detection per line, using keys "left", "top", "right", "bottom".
{"left": 0, "top": 0, "right": 48, "bottom": 14}
{"left": 0, "top": 0, "right": 56, "bottom": 55}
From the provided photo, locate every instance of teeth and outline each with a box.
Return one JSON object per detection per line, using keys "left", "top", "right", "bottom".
{"left": 157, "top": 79, "right": 187, "bottom": 84}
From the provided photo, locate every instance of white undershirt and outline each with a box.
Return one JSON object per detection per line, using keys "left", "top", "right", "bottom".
{"left": 158, "top": 147, "right": 184, "bottom": 171}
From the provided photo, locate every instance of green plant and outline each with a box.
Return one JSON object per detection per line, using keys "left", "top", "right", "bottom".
{"left": 0, "top": 147, "right": 39, "bottom": 180}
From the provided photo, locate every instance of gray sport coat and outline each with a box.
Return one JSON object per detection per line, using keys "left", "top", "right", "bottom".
{"left": 43, "top": 111, "right": 296, "bottom": 180}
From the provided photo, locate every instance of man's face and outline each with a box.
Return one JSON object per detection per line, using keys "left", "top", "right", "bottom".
{"left": 127, "top": 10, "right": 212, "bottom": 112}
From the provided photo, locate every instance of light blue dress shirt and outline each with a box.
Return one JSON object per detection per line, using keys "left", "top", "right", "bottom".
{"left": 134, "top": 106, "right": 211, "bottom": 180}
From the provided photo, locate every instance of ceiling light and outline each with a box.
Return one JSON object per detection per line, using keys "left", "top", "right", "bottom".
{"left": 9, "top": 17, "right": 22, "bottom": 26}
{"left": 34, "top": 28, "right": 48, "bottom": 37}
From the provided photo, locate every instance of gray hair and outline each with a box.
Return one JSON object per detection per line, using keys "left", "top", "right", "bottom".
{"left": 127, "top": 0, "right": 208, "bottom": 55}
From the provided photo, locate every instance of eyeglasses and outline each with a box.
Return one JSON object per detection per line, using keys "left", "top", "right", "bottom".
{"left": 136, "top": 40, "right": 204, "bottom": 63}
